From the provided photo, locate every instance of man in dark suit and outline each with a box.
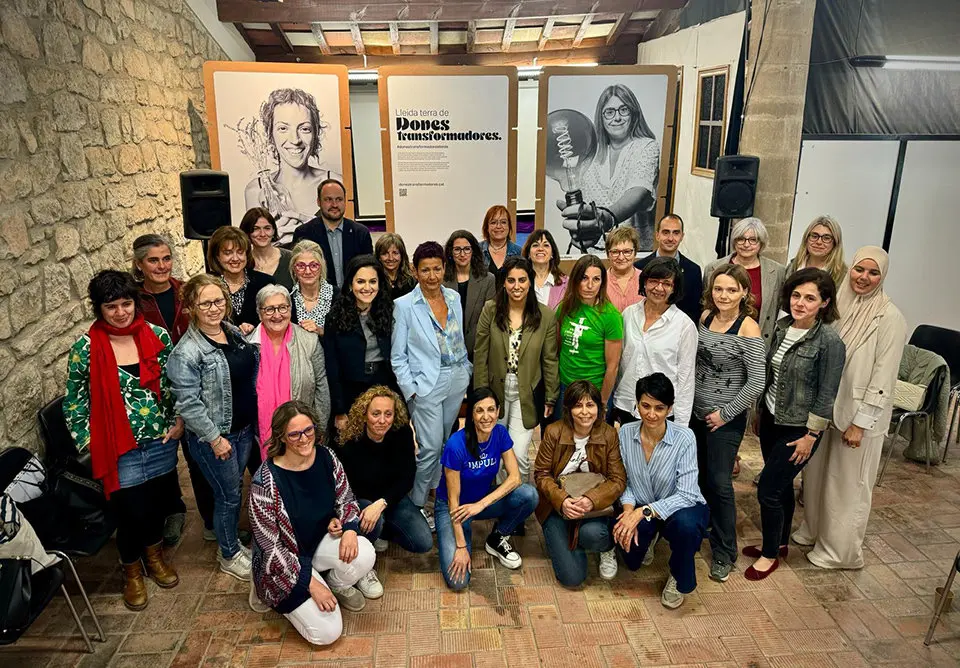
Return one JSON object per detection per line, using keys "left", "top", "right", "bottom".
{"left": 634, "top": 213, "right": 703, "bottom": 323}
{"left": 292, "top": 178, "right": 373, "bottom": 288}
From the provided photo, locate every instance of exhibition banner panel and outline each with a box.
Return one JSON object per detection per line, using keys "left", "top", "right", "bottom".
{"left": 536, "top": 66, "right": 679, "bottom": 259}
{"left": 379, "top": 66, "right": 518, "bottom": 251}
{"left": 203, "top": 62, "right": 353, "bottom": 244}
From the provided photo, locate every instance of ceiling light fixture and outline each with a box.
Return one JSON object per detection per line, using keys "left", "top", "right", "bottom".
{"left": 849, "top": 55, "right": 960, "bottom": 71}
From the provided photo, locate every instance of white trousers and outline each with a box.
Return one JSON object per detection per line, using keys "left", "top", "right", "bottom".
{"left": 284, "top": 533, "right": 376, "bottom": 646}
{"left": 795, "top": 428, "right": 884, "bottom": 569}
{"left": 498, "top": 373, "right": 535, "bottom": 482}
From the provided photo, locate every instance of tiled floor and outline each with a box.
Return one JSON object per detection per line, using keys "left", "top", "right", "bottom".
{"left": 6, "top": 432, "right": 960, "bottom": 667}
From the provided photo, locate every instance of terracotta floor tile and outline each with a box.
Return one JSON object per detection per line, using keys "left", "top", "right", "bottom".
{"left": 601, "top": 643, "right": 640, "bottom": 667}
{"left": 469, "top": 605, "right": 527, "bottom": 628}
{"left": 663, "top": 638, "right": 730, "bottom": 663}
{"left": 410, "top": 653, "right": 472, "bottom": 668}
{"left": 440, "top": 628, "right": 502, "bottom": 653}
{"left": 621, "top": 619, "right": 670, "bottom": 664}
{"left": 500, "top": 627, "right": 537, "bottom": 668}
{"left": 536, "top": 645, "right": 604, "bottom": 668}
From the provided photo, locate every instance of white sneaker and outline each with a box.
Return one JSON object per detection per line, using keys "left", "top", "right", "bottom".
{"left": 218, "top": 550, "right": 252, "bottom": 581}
{"left": 642, "top": 534, "right": 659, "bottom": 566}
{"left": 421, "top": 507, "right": 436, "bottom": 532}
{"left": 356, "top": 569, "right": 384, "bottom": 599}
{"left": 330, "top": 584, "right": 366, "bottom": 611}
{"left": 373, "top": 538, "right": 389, "bottom": 553}
{"left": 599, "top": 549, "right": 618, "bottom": 581}
{"left": 248, "top": 580, "right": 270, "bottom": 613}
{"left": 661, "top": 575, "right": 684, "bottom": 609}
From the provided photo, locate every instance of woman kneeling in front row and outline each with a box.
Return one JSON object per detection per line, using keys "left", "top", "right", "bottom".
{"left": 249, "top": 401, "right": 376, "bottom": 646}
{"left": 437, "top": 388, "right": 539, "bottom": 590}
{"left": 535, "top": 380, "right": 626, "bottom": 587}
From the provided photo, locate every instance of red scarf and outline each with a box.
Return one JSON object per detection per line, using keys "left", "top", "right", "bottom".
{"left": 88, "top": 314, "right": 165, "bottom": 498}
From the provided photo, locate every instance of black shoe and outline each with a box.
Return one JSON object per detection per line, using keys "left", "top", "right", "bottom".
{"left": 484, "top": 530, "right": 522, "bottom": 569}
{"left": 162, "top": 513, "right": 186, "bottom": 547}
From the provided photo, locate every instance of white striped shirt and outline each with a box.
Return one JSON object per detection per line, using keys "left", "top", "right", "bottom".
{"left": 617, "top": 420, "right": 705, "bottom": 519}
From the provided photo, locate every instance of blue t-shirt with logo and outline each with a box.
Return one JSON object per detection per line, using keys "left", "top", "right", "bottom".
{"left": 436, "top": 424, "right": 513, "bottom": 504}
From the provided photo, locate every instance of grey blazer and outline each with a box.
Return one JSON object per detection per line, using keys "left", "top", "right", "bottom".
{"left": 443, "top": 272, "right": 495, "bottom": 360}
{"left": 704, "top": 255, "right": 785, "bottom": 346}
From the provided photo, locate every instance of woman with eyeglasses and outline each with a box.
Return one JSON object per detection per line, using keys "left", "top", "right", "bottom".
{"left": 443, "top": 230, "right": 495, "bottom": 362}
{"left": 521, "top": 229, "right": 568, "bottom": 310}
{"left": 479, "top": 205, "right": 522, "bottom": 274}
{"left": 605, "top": 227, "right": 643, "bottom": 312}
{"left": 239, "top": 207, "right": 294, "bottom": 290}
{"left": 375, "top": 232, "right": 417, "bottom": 300}
{"left": 785, "top": 216, "right": 847, "bottom": 288}
{"left": 207, "top": 227, "right": 276, "bottom": 336}
{"left": 249, "top": 401, "right": 376, "bottom": 644}
{"left": 289, "top": 240, "right": 335, "bottom": 336}
{"left": 168, "top": 275, "right": 259, "bottom": 582}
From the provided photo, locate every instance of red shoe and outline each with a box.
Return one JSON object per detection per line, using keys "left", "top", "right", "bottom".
{"left": 744, "top": 559, "right": 779, "bottom": 581}
{"left": 741, "top": 544, "right": 788, "bottom": 559}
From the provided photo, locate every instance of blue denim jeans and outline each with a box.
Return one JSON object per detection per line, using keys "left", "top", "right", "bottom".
{"left": 187, "top": 425, "right": 253, "bottom": 559}
{"left": 357, "top": 496, "right": 433, "bottom": 554}
{"left": 116, "top": 437, "right": 178, "bottom": 488}
{"left": 619, "top": 503, "right": 709, "bottom": 594}
{"left": 541, "top": 512, "right": 614, "bottom": 587}
{"left": 435, "top": 483, "right": 538, "bottom": 590}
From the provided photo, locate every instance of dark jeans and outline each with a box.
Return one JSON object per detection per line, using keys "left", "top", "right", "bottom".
{"left": 111, "top": 470, "right": 176, "bottom": 563}
{"left": 693, "top": 413, "right": 747, "bottom": 565}
{"left": 163, "top": 438, "right": 215, "bottom": 528}
{"left": 757, "top": 407, "right": 821, "bottom": 559}
{"left": 541, "top": 513, "right": 614, "bottom": 587}
{"left": 357, "top": 496, "right": 433, "bottom": 553}
{"left": 619, "top": 504, "right": 709, "bottom": 594}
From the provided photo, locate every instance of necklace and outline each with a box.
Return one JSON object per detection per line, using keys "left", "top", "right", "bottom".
{"left": 489, "top": 242, "right": 507, "bottom": 252}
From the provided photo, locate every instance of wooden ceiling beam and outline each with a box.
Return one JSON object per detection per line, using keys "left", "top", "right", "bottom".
{"left": 538, "top": 16, "right": 555, "bottom": 50}
{"left": 350, "top": 22, "right": 365, "bottom": 55}
{"left": 389, "top": 21, "right": 401, "bottom": 54}
{"left": 501, "top": 17, "right": 516, "bottom": 51}
{"left": 233, "top": 22, "right": 256, "bottom": 52}
{"left": 574, "top": 3, "right": 599, "bottom": 47}
{"left": 466, "top": 20, "right": 477, "bottom": 53}
{"left": 429, "top": 22, "right": 439, "bottom": 54}
{"left": 309, "top": 22, "right": 332, "bottom": 54}
{"left": 270, "top": 23, "right": 294, "bottom": 53}
{"left": 605, "top": 13, "right": 628, "bottom": 45}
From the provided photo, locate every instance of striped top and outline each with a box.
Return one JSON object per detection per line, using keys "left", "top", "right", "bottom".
{"left": 765, "top": 326, "right": 807, "bottom": 415}
{"left": 617, "top": 420, "right": 705, "bottom": 519}
{"left": 693, "top": 320, "right": 767, "bottom": 422}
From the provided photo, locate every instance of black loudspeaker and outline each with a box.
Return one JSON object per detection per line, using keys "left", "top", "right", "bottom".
{"left": 181, "top": 170, "right": 231, "bottom": 240}
{"left": 710, "top": 155, "right": 759, "bottom": 218}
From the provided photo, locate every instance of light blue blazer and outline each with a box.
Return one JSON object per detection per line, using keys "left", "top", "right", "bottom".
{"left": 390, "top": 284, "right": 472, "bottom": 401}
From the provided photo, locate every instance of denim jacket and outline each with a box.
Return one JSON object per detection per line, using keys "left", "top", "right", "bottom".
{"left": 763, "top": 316, "right": 846, "bottom": 431}
{"left": 167, "top": 322, "right": 260, "bottom": 443}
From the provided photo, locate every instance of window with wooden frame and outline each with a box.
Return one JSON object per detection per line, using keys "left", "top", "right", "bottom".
{"left": 692, "top": 65, "right": 729, "bottom": 177}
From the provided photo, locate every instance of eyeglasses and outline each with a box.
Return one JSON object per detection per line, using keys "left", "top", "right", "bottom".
{"left": 735, "top": 237, "right": 760, "bottom": 247}
{"left": 808, "top": 232, "right": 834, "bottom": 243}
{"left": 260, "top": 304, "right": 290, "bottom": 316}
{"left": 452, "top": 247, "right": 472, "bottom": 255}
{"left": 608, "top": 249, "right": 636, "bottom": 258}
{"left": 285, "top": 424, "right": 316, "bottom": 442}
{"left": 295, "top": 262, "right": 323, "bottom": 273}
{"left": 196, "top": 297, "right": 227, "bottom": 311}
{"left": 489, "top": 220, "right": 509, "bottom": 227}
{"left": 645, "top": 278, "right": 674, "bottom": 289}
{"left": 601, "top": 105, "right": 632, "bottom": 120}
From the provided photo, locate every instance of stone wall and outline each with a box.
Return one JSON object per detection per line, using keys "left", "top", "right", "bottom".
{"left": 0, "top": 0, "right": 223, "bottom": 451}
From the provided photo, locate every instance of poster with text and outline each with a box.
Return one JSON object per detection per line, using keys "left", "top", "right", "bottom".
{"left": 536, "top": 66, "right": 678, "bottom": 259}
{"left": 379, "top": 67, "right": 517, "bottom": 252}
{"left": 204, "top": 62, "right": 353, "bottom": 244}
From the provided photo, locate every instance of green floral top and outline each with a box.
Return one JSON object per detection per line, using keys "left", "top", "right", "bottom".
{"left": 63, "top": 324, "right": 176, "bottom": 452}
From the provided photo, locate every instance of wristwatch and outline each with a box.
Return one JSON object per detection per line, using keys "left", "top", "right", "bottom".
{"left": 642, "top": 506, "right": 654, "bottom": 519}
{"left": 806, "top": 430, "right": 821, "bottom": 439}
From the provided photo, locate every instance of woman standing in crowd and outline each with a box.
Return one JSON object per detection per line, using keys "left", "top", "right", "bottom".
{"left": 207, "top": 226, "right": 274, "bottom": 335}
{"left": 692, "top": 264, "right": 766, "bottom": 583}
{"left": 605, "top": 227, "right": 643, "bottom": 312}
{"left": 391, "top": 242, "right": 472, "bottom": 530}
{"left": 474, "top": 256, "right": 559, "bottom": 481}
{"left": 325, "top": 256, "right": 397, "bottom": 432}
{"left": 64, "top": 270, "right": 182, "bottom": 610}
{"left": 613, "top": 257, "right": 697, "bottom": 427}
{"left": 239, "top": 207, "right": 293, "bottom": 290}
{"left": 744, "top": 268, "right": 845, "bottom": 580}
{"left": 249, "top": 401, "right": 376, "bottom": 645}
{"left": 556, "top": 255, "right": 624, "bottom": 417}
{"left": 786, "top": 215, "right": 847, "bottom": 288}
{"left": 289, "top": 240, "right": 335, "bottom": 336}
{"left": 535, "top": 381, "right": 626, "bottom": 586}
{"left": 704, "top": 217, "right": 785, "bottom": 346}
{"left": 443, "top": 230, "right": 495, "bottom": 361}
{"left": 132, "top": 234, "right": 209, "bottom": 546}
{"left": 479, "top": 205, "right": 522, "bottom": 274}
{"left": 436, "top": 388, "right": 538, "bottom": 590}
{"left": 168, "top": 275, "right": 259, "bottom": 581}
{"left": 337, "top": 386, "right": 434, "bottom": 559}
{"left": 375, "top": 233, "right": 417, "bottom": 300}
{"left": 793, "top": 248, "right": 906, "bottom": 569}
{"left": 522, "top": 229, "right": 568, "bottom": 309}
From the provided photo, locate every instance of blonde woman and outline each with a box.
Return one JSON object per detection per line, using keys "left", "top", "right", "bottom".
{"left": 289, "top": 240, "right": 335, "bottom": 335}
{"left": 786, "top": 216, "right": 847, "bottom": 287}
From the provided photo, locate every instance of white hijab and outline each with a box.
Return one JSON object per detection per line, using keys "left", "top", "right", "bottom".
{"left": 836, "top": 245, "right": 891, "bottom": 363}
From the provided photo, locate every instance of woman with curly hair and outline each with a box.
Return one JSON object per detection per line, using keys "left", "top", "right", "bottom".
{"left": 338, "top": 387, "right": 433, "bottom": 567}
{"left": 443, "top": 230, "right": 495, "bottom": 361}
{"left": 375, "top": 233, "right": 417, "bottom": 300}
{"left": 324, "top": 255, "right": 398, "bottom": 432}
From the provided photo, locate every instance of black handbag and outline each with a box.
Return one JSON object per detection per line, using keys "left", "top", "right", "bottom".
{"left": 0, "top": 558, "right": 32, "bottom": 634}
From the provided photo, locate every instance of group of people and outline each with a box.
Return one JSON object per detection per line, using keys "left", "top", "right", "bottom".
{"left": 62, "top": 177, "right": 908, "bottom": 647}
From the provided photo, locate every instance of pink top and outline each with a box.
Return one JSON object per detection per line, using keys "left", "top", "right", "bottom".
{"left": 256, "top": 325, "right": 293, "bottom": 458}
{"left": 606, "top": 267, "right": 642, "bottom": 313}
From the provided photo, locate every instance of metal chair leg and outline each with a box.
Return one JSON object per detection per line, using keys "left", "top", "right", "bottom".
{"left": 60, "top": 585, "right": 93, "bottom": 653}
{"left": 877, "top": 414, "right": 909, "bottom": 486}
{"left": 925, "top": 550, "right": 960, "bottom": 645}
{"left": 49, "top": 549, "right": 105, "bottom": 642}
{"left": 944, "top": 391, "right": 959, "bottom": 462}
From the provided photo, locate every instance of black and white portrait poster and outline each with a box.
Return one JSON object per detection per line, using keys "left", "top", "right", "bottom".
{"left": 204, "top": 63, "right": 353, "bottom": 244}
{"left": 536, "top": 66, "right": 677, "bottom": 259}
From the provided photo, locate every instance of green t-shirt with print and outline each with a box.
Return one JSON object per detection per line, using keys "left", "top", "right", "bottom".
{"left": 556, "top": 301, "right": 624, "bottom": 388}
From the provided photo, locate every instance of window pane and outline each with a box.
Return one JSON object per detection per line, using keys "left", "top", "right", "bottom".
{"left": 697, "top": 125, "right": 710, "bottom": 169}
{"left": 712, "top": 73, "right": 726, "bottom": 121}
{"left": 709, "top": 125, "right": 723, "bottom": 170}
{"left": 699, "top": 76, "right": 713, "bottom": 121}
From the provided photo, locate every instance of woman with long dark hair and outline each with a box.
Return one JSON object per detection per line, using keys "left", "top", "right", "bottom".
{"left": 435, "top": 388, "right": 538, "bottom": 590}
{"left": 324, "top": 255, "right": 398, "bottom": 432}
{"left": 521, "top": 229, "right": 567, "bottom": 309}
{"left": 239, "top": 207, "right": 293, "bottom": 289}
{"left": 443, "top": 230, "right": 495, "bottom": 361}
{"left": 375, "top": 233, "right": 417, "bottom": 300}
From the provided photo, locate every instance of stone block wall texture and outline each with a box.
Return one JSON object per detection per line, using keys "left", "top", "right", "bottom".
{"left": 0, "top": 0, "right": 224, "bottom": 451}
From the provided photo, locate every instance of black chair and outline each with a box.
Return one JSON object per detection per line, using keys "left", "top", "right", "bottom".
{"left": 38, "top": 397, "right": 90, "bottom": 475}
{"left": 909, "top": 325, "right": 960, "bottom": 461}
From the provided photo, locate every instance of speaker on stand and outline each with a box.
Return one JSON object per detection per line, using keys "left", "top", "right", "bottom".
{"left": 180, "top": 170, "right": 231, "bottom": 271}
{"left": 710, "top": 155, "right": 760, "bottom": 256}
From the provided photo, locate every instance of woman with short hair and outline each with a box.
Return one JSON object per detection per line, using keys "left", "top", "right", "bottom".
{"left": 207, "top": 226, "right": 275, "bottom": 335}
{"left": 289, "top": 240, "right": 336, "bottom": 336}
{"left": 239, "top": 207, "right": 294, "bottom": 290}
{"left": 375, "top": 233, "right": 417, "bottom": 300}
{"left": 604, "top": 227, "right": 643, "bottom": 312}
{"left": 443, "top": 230, "right": 495, "bottom": 361}
{"left": 521, "top": 228, "right": 568, "bottom": 309}
{"left": 786, "top": 215, "right": 847, "bottom": 288}
{"left": 479, "top": 205, "right": 522, "bottom": 274}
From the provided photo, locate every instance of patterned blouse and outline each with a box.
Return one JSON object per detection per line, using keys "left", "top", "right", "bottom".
{"left": 292, "top": 283, "right": 334, "bottom": 327}
{"left": 228, "top": 273, "right": 249, "bottom": 316}
{"left": 507, "top": 326, "right": 523, "bottom": 374}
{"left": 63, "top": 324, "right": 176, "bottom": 452}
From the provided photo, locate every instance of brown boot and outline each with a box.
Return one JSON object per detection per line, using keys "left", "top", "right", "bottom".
{"left": 121, "top": 561, "right": 148, "bottom": 611}
{"left": 143, "top": 542, "right": 179, "bottom": 588}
